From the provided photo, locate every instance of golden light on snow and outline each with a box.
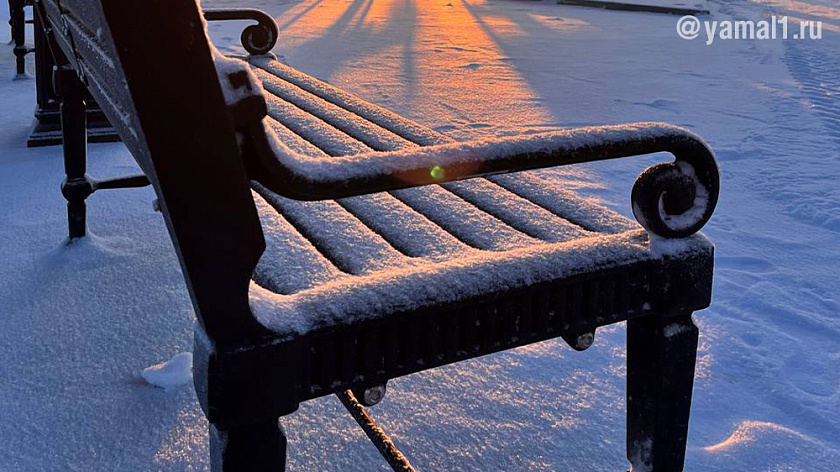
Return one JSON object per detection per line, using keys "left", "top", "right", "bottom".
{"left": 153, "top": 408, "right": 208, "bottom": 468}
{"left": 704, "top": 421, "right": 806, "bottom": 452}
{"left": 271, "top": 0, "right": 560, "bottom": 130}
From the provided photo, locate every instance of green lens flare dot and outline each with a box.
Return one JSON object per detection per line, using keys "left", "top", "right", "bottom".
{"left": 430, "top": 165, "right": 445, "bottom": 180}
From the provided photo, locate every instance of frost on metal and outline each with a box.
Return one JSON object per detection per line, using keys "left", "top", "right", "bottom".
{"left": 664, "top": 322, "right": 691, "bottom": 338}
{"left": 628, "top": 437, "right": 654, "bottom": 472}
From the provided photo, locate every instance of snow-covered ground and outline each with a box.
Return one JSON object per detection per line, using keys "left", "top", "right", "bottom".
{"left": 1, "top": 0, "right": 838, "bottom": 470}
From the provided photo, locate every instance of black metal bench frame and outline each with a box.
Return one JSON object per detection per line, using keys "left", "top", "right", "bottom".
{"left": 31, "top": 0, "right": 719, "bottom": 470}
{"left": 7, "top": 0, "right": 121, "bottom": 145}
{"left": 8, "top": 0, "right": 32, "bottom": 79}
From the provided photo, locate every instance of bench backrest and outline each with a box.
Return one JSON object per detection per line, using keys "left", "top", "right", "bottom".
{"left": 36, "top": 0, "right": 270, "bottom": 344}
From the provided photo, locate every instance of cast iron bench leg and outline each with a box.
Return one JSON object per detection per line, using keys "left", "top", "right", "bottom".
{"left": 626, "top": 311, "right": 698, "bottom": 472}
{"left": 56, "top": 67, "right": 91, "bottom": 240}
{"left": 9, "top": 0, "right": 28, "bottom": 78}
{"left": 210, "top": 418, "right": 287, "bottom": 471}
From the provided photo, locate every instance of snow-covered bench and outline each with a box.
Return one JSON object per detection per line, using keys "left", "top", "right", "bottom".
{"left": 33, "top": 0, "right": 719, "bottom": 471}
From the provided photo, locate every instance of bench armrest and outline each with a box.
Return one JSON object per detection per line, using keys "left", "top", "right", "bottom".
{"left": 244, "top": 117, "right": 719, "bottom": 238}
{"left": 199, "top": 8, "right": 717, "bottom": 238}
{"left": 211, "top": 52, "right": 719, "bottom": 239}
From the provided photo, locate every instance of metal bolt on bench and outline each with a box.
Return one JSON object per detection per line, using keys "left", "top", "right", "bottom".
{"left": 32, "top": 1, "right": 719, "bottom": 471}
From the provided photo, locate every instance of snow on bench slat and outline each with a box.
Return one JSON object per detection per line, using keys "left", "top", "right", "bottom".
{"left": 255, "top": 184, "right": 415, "bottom": 275}
{"left": 255, "top": 68, "right": 596, "bottom": 244}
{"left": 489, "top": 173, "right": 637, "bottom": 234}
{"left": 214, "top": 22, "right": 666, "bottom": 242}
{"left": 250, "top": 56, "right": 451, "bottom": 146}
{"left": 251, "top": 62, "right": 634, "bottom": 237}
{"left": 253, "top": 59, "right": 617, "bottom": 249}
{"left": 250, "top": 231, "right": 711, "bottom": 335}
{"left": 264, "top": 94, "right": 370, "bottom": 156}
{"left": 257, "top": 157, "right": 474, "bottom": 262}
{"left": 260, "top": 96, "right": 536, "bottom": 254}
{"left": 255, "top": 82, "right": 541, "bottom": 252}
{"left": 265, "top": 119, "right": 327, "bottom": 158}
{"left": 230, "top": 56, "right": 660, "bottom": 330}
{"left": 337, "top": 192, "right": 473, "bottom": 260}
{"left": 444, "top": 179, "right": 596, "bottom": 242}
{"left": 252, "top": 191, "right": 347, "bottom": 294}
{"left": 256, "top": 101, "right": 497, "bottom": 260}
{"left": 254, "top": 68, "right": 415, "bottom": 152}
{"left": 390, "top": 186, "right": 539, "bottom": 251}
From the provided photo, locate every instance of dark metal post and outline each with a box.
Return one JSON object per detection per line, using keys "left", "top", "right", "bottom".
{"left": 29, "top": 10, "right": 61, "bottom": 143}
{"left": 626, "top": 311, "right": 698, "bottom": 472}
{"left": 27, "top": 11, "right": 120, "bottom": 147}
{"left": 56, "top": 66, "right": 93, "bottom": 240}
{"left": 9, "top": 0, "right": 29, "bottom": 78}
{"left": 210, "top": 419, "right": 287, "bottom": 471}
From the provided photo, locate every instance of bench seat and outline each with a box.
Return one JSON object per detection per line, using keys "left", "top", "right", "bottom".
{"left": 240, "top": 56, "right": 712, "bottom": 350}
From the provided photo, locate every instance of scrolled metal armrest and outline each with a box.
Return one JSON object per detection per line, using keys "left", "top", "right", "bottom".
{"left": 203, "top": 8, "right": 278, "bottom": 55}
{"left": 628, "top": 135, "right": 719, "bottom": 238}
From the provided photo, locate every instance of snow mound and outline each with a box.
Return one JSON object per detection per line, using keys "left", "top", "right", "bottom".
{"left": 698, "top": 421, "right": 840, "bottom": 471}
{"left": 141, "top": 352, "right": 194, "bottom": 389}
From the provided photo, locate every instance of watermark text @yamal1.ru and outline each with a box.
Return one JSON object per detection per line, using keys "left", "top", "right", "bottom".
{"left": 677, "top": 16, "right": 822, "bottom": 45}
